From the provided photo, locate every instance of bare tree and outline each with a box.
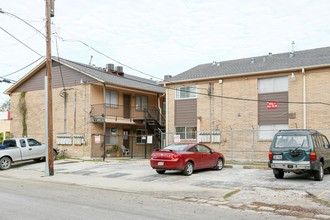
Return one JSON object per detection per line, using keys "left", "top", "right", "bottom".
{"left": 0, "top": 99, "right": 10, "bottom": 111}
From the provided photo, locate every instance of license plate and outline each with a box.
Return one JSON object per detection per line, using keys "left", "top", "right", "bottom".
{"left": 158, "top": 162, "right": 164, "bottom": 166}
{"left": 273, "top": 155, "right": 282, "bottom": 160}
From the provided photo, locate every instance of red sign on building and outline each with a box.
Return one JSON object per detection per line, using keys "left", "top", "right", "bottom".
{"left": 267, "top": 101, "right": 278, "bottom": 110}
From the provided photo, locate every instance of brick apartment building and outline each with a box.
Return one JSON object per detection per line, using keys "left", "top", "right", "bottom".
{"left": 163, "top": 46, "right": 330, "bottom": 161}
{"left": 5, "top": 57, "right": 165, "bottom": 158}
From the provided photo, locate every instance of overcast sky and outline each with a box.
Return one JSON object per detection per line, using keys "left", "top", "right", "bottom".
{"left": 1, "top": 0, "right": 330, "bottom": 104}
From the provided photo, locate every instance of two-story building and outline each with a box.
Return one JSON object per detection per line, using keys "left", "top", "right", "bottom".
{"left": 163, "top": 46, "right": 330, "bottom": 162}
{"left": 5, "top": 57, "right": 166, "bottom": 158}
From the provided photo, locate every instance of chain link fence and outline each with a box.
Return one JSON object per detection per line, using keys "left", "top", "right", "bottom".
{"left": 161, "top": 128, "right": 330, "bottom": 163}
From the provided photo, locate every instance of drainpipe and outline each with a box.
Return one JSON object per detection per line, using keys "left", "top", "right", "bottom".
{"left": 63, "top": 89, "right": 67, "bottom": 133}
{"left": 165, "top": 83, "right": 169, "bottom": 146}
{"left": 102, "top": 83, "right": 106, "bottom": 161}
{"left": 302, "top": 68, "right": 306, "bottom": 129}
{"left": 74, "top": 82, "right": 77, "bottom": 134}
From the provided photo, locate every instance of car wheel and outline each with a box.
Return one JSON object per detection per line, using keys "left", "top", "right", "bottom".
{"left": 0, "top": 157, "right": 12, "bottom": 170}
{"left": 214, "top": 158, "right": 224, "bottom": 170}
{"left": 156, "top": 169, "right": 166, "bottom": 174}
{"left": 314, "top": 162, "right": 324, "bottom": 181}
{"left": 274, "top": 169, "right": 284, "bottom": 179}
{"left": 183, "top": 162, "right": 194, "bottom": 176}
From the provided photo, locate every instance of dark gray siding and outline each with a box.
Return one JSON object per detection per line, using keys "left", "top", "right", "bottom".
{"left": 258, "top": 92, "right": 288, "bottom": 125}
{"left": 13, "top": 62, "right": 98, "bottom": 93}
{"left": 175, "top": 99, "right": 197, "bottom": 126}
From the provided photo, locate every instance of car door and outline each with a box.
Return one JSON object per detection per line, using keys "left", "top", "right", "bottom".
{"left": 196, "top": 145, "right": 212, "bottom": 168}
{"left": 26, "top": 138, "right": 45, "bottom": 159}
{"left": 187, "top": 146, "right": 204, "bottom": 169}
{"left": 18, "top": 139, "right": 32, "bottom": 160}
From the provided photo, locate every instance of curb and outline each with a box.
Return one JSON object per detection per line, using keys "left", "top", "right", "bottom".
{"left": 224, "top": 164, "right": 269, "bottom": 170}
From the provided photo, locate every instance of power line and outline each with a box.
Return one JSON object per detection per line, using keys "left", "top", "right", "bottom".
{"left": 54, "top": 34, "right": 163, "bottom": 81}
{"left": 2, "top": 10, "right": 329, "bottom": 107}
{"left": 1, "top": 57, "right": 44, "bottom": 78}
{"left": 174, "top": 89, "right": 330, "bottom": 106}
{"left": 0, "top": 9, "right": 46, "bottom": 38}
{"left": 53, "top": 33, "right": 66, "bottom": 90}
{"left": 1, "top": 11, "right": 164, "bottom": 84}
{"left": 53, "top": 33, "right": 330, "bottom": 106}
{"left": 0, "top": 27, "right": 43, "bottom": 57}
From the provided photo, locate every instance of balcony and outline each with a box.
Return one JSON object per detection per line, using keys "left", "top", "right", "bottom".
{"left": 90, "top": 104, "right": 165, "bottom": 126}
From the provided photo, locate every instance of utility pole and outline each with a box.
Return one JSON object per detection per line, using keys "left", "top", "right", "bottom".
{"left": 45, "top": 0, "right": 54, "bottom": 176}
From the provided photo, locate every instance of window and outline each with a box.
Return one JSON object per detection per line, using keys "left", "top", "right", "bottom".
{"left": 164, "top": 143, "right": 190, "bottom": 151}
{"left": 176, "top": 127, "right": 197, "bottom": 140}
{"left": 175, "top": 86, "right": 196, "bottom": 99}
{"left": 259, "top": 124, "right": 288, "bottom": 140}
{"left": 312, "top": 135, "right": 320, "bottom": 149}
{"left": 105, "top": 128, "right": 118, "bottom": 145}
{"left": 258, "top": 77, "right": 288, "bottom": 140}
{"left": 274, "top": 135, "right": 308, "bottom": 148}
{"left": 136, "top": 96, "right": 148, "bottom": 111}
{"left": 136, "top": 129, "right": 146, "bottom": 144}
{"left": 196, "top": 145, "right": 210, "bottom": 153}
{"left": 27, "top": 138, "right": 41, "bottom": 146}
{"left": 105, "top": 90, "right": 118, "bottom": 108}
{"left": 20, "top": 139, "right": 26, "bottom": 148}
{"left": 4, "top": 140, "right": 16, "bottom": 147}
{"left": 320, "top": 135, "right": 330, "bottom": 148}
{"left": 258, "top": 77, "right": 288, "bottom": 93}
{"left": 188, "top": 146, "right": 198, "bottom": 152}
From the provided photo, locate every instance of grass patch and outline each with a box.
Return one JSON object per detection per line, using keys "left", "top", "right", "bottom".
{"left": 224, "top": 189, "right": 240, "bottom": 200}
{"left": 269, "top": 187, "right": 289, "bottom": 191}
{"left": 307, "top": 192, "right": 330, "bottom": 208}
{"left": 226, "top": 160, "right": 267, "bottom": 165}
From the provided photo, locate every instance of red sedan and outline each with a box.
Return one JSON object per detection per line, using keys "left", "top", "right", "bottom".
{"left": 150, "top": 143, "right": 225, "bottom": 176}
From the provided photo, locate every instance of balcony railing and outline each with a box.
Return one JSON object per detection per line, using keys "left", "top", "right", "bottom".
{"left": 90, "top": 104, "right": 165, "bottom": 125}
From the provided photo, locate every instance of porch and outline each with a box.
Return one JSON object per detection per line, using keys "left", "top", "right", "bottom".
{"left": 90, "top": 104, "right": 165, "bottom": 126}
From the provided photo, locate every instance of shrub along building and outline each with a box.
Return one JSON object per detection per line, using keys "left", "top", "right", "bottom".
{"left": 162, "top": 46, "right": 330, "bottom": 162}
{"left": 5, "top": 57, "right": 165, "bottom": 158}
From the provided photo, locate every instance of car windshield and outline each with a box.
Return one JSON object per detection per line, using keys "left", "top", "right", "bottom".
{"left": 164, "top": 144, "right": 190, "bottom": 151}
{"left": 274, "top": 135, "right": 308, "bottom": 148}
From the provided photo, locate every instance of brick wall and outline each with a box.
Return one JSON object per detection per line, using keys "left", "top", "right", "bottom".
{"left": 166, "top": 67, "right": 330, "bottom": 161}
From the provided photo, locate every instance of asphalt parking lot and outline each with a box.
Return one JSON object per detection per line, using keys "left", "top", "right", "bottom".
{"left": 2, "top": 158, "right": 330, "bottom": 219}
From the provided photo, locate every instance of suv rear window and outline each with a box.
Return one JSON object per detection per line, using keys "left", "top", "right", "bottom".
{"left": 274, "top": 135, "right": 308, "bottom": 148}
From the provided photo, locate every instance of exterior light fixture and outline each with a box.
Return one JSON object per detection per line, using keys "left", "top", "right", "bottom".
{"left": 290, "top": 73, "right": 296, "bottom": 81}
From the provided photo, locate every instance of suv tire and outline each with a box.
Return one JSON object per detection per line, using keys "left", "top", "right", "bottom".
{"left": 313, "top": 162, "right": 324, "bottom": 181}
{"left": 274, "top": 169, "right": 284, "bottom": 179}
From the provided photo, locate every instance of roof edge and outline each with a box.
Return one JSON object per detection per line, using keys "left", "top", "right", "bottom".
{"left": 164, "top": 64, "right": 330, "bottom": 85}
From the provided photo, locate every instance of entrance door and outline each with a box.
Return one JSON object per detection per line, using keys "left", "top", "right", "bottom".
{"left": 123, "top": 95, "right": 131, "bottom": 119}
{"left": 123, "top": 129, "right": 129, "bottom": 150}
